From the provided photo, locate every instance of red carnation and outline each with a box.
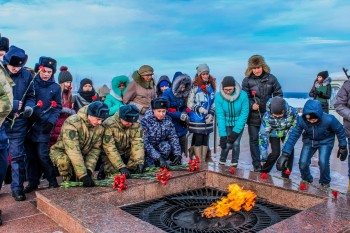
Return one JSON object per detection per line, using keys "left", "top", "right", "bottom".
{"left": 229, "top": 168, "right": 235, "bottom": 174}
{"left": 332, "top": 190, "right": 338, "bottom": 198}
{"left": 260, "top": 173, "right": 267, "bottom": 179}
{"left": 186, "top": 107, "right": 191, "bottom": 113}
{"left": 285, "top": 169, "right": 291, "bottom": 175}
{"left": 38, "top": 66, "right": 45, "bottom": 72}
{"left": 252, "top": 90, "right": 257, "bottom": 95}
{"left": 67, "top": 86, "right": 72, "bottom": 90}
{"left": 60, "top": 66, "right": 68, "bottom": 71}
{"left": 92, "top": 95, "right": 97, "bottom": 101}
{"left": 51, "top": 101, "right": 57, "bottom": 108}
{"left": 168, "top": 108, "right": 176, "bottom": 113}
{"left": 200, "top": 85, "right": 206, "bottom": 90}
{"left": 300, "top": 183, "right": 306, "bottom": 191}
{"left": 37, "top": 100, "right": 44, "bottom": 108}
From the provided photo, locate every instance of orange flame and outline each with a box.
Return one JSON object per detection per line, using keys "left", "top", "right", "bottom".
{"left": 203, "top": 184, "right": 257, "bottom": 218}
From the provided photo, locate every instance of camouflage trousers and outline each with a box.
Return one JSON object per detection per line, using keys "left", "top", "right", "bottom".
{"left": 101, "top": 149, "right": 138, "bottom": 177}
{"left": 50, "top": 153, "right": 74, "bottom": 181}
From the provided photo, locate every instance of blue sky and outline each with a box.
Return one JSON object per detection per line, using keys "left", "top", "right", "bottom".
{"left": 1, "top": 0, "right": 349, "bottom": 92}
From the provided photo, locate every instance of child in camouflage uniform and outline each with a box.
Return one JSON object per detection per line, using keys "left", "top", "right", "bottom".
{"left": 102, "top": 104, "right": 144, "bottom": 178}
{"left": 50, "top": 102, "right": 109, "bottom": 187}
{"left": 258, "top": 97, "right": 298, "bottom": 178}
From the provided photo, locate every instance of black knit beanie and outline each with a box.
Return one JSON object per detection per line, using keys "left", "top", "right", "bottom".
{"left": 58, "top": 66, "right": 73, "bottom": 84}
{"left": 317, "top": 71, "right": 329, "bottom": 80}
{"left": 80, "top": 78, "right": 93, "bottom": 88}
{"left": 270, "top": 97, "right": 286, "bottom": 115}
{"left": 0, "top": 36, "right": 9, "bottom": 52}
{"left": 222, "top": 76, "right": 236, "bottom": 88}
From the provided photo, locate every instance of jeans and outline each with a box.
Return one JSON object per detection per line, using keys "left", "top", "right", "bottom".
{"left": 220, "top": 128, "right": 243, "bottom": 164}
{"left": 299, "top": 143, "right": 333, "bottom": 184}
{"left": 348, "top": 139, "right": 350, "bottom": 179}
{"left": 248, "top": 125, "right": 261, "bottom": 169}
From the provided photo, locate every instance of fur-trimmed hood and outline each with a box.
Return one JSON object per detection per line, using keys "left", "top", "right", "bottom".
{"left": 314, "top": 76, "right": 331, "bottom": 88}
{"left": 172, "top": 73, "right": 192, "bottom": 98}
{"left": 131, "top": 70, "right": 155, "bottom": 89}
{"left": 219, "top": 82, "right": 242, "bottom": 102}
{"left": 111, "top": 75, "right": 130, "bottom": 97}
{"left": 156, "top": 75, "right": 171, "bottom": 96}
{"left": 245, "top": 55, "right": 270, "bottom": 77}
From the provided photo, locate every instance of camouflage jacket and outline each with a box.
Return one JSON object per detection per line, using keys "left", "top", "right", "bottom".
{"left": 0, "top": 64, "right": 14, "bottom": 126}
{"left": 50, "top": 105, "right": 105, "bottom": 179}
{"left": 102, "top": 112, "right": 144, "bottom": 170}
{"left": 258, "top": 99, "right": 298, "bottom": 161}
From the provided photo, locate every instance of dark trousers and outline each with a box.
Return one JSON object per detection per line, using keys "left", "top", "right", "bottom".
{"left": 192, "top": 134, "right": 209, "bottom": 146}
{"left": 10, "top": 137, "right": 26, "bottom": 192}
{"left": 25, "top": 141, "right": 57, "bottom": 186}
{"left": 0, "top": 125, "right": 8, "bottom": 191}
{"left": 248, "top": 125, "right": 261, "bottom": 169}
{"left": 261, "top": 137, "right": 294, "bottom": 175}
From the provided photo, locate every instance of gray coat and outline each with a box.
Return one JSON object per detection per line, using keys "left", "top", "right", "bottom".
{"left": 334, "top": 80, "right": 350, "bottom": 137}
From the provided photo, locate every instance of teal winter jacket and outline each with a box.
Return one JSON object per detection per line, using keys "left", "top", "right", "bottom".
{"left": 105, "top": 75, "right": 130, "bottom": 116}
{"left": 215, "top": 83, "right": 249, "bottom": 136}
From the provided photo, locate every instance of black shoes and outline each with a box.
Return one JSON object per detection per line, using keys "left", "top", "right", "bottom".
{"left": 23, "top": 184, "right": 38, "bottom": 193}
{"left": 12, "top": 190, "right": 26, "bottom": 201}
{"left": 48, "top": 181, "right": 59, "bottom": 189}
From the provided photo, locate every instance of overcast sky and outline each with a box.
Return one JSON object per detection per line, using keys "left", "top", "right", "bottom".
{"left": 1, "top": 0, "right": 349, "bottom": 92}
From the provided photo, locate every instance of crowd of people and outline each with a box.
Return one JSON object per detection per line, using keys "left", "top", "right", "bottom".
{"left": 0, "top": 34, "right": 350, "bottom": 225}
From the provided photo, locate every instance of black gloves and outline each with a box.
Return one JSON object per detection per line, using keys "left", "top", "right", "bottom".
{"left": 22, "top": 106, "right": 33, "bottom": 118}
{"left": 276, "top": 152, "right": 289, "bottom": 171}
{"left": 42, "top": 121, "right": 54, "bottom": 134}
{"left": 135, "top": 164, "right": 144, "bottom": 174}
{"left": 337, "top": 146, "right": 348, "bottom": 161}
{"left": 172, "top": 155, "right": 182, "bottom": 165}
{"left": 81, "top": 170, "right": 95, "bottom": 187}
{"left": 30, "top": 113, "right": 40, "bottom": 123}
{"left": 220, "top": 137, "right": 227, "bottom": 149}
{"left": 227, "top": 132, "right": 239, "bottom": 144}
{"left": 119, "top": 167, "right": 131, "bottom": 178}
{"left": 159, "top": 157, "right": 169, "bottom": 169}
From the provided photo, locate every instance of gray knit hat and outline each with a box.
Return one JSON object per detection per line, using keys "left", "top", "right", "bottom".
{"left": 196, "top": 64, "right": 210, "bottom": 76}
{"left": 58, "top": 66, "right": 73, "bottom": 84}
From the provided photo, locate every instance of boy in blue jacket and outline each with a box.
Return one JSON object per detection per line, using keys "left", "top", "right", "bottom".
{"left": 277, "top": 99, "right": 347, "bottom": 187}
{"left": 24, "top": 57, "right": 62, "bottom": 193}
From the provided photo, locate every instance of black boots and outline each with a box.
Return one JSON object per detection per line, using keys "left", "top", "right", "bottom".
{"left": 12, "top": 190, "right": 26, "bottom": 201}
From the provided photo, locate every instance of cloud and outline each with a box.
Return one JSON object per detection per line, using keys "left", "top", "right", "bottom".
{"left": 1, "top": 0, "right": 349, "bottom": 92}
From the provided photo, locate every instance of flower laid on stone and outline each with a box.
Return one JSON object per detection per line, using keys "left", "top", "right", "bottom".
{"left": 92, "top": 95, "right": 97, "bottom": 101}
{"left": 332, "top": 190, "right": 338, "bottom": 198}
{"left": 188, "top": 155, "right": 200, "bottom": 172}
{"left": 300, "top": 183, "right": 306, "bottom": 191}
{"left": 156, "top": 168, "right": 173, "bottom": 185}
{"left": 229, "top": 168, "right": 235, "bottom": 174}
{"left": 186, "top": 107, "right": 191, "bottom": 113}
{"left": 260, "top": 173, "right": 267, "bottom": 179}
{"left": 285, "top": 169, "right": 291, "bottom": 175}
{"left": 112, "top": 174, "right": 128, "bottom": 192}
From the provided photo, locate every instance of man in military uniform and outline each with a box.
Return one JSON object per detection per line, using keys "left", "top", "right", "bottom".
{"left": 0, "top": 35, "right": 14, "bottom": 225}
{"left": 50, "top": 101, "right": 109, "bottom": 187}
{"left": 102, "top": 104, "right": 144, "bottom": 178}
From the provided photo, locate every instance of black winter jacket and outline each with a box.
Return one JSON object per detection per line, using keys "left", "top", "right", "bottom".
{"left": 242, "top": 73, "right": 283, "bottom": 126}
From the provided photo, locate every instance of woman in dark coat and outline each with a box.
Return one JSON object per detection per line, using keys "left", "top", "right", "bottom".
{"left": 242, "top": 55, "right": 283, "bottom": 172}
{"left": 74, "top": 78, "right": 99, "bottom": 112}
{"left": 309, "top": 70, "right": 331, "bottom": 113}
